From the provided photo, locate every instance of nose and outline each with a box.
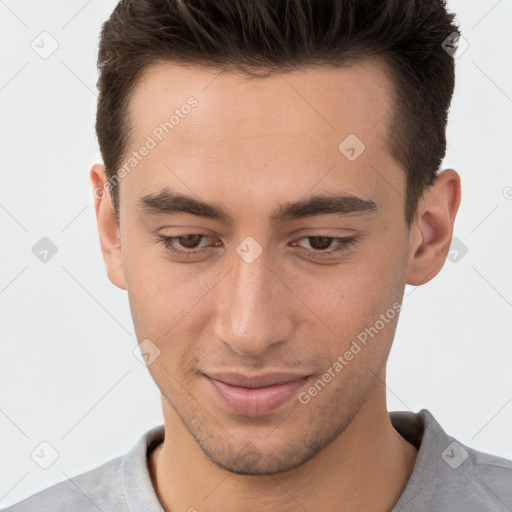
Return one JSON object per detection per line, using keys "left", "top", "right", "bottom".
{"left": 213, "top": 245, "right": 294, "bottom": 357}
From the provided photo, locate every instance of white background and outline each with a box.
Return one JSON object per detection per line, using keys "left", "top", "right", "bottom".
{"left": 0, "top": 0, "right": 511, "bottom": 507}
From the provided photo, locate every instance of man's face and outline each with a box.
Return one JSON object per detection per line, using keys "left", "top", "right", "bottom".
{"left": 116, "top": 60, "right": 412, "bottom": 474}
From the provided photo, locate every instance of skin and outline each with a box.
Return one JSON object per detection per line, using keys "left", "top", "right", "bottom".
{"left": 90, "top": 59, "right": 460, "bottom": 511}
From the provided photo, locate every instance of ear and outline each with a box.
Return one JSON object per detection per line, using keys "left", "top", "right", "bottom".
{"left": 90, "top": 164, "right": 127, "bottom": 290}
{"left": 405, "top": 169, "right": 461, "bottom": 286}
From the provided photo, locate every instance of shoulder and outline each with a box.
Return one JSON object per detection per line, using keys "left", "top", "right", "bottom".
{"left": 465, "top": 443, "right": 512, "bottom": 500}
{"left": 2, "top": 455, "right": 127, "bottom": 512}
{"left": 426, "top": 441, "right": 512, "bottom": 510}
{"left": 2, "top": 425, "right": 165, "bottom": 512}
{"left": 392, "top": 409, "right": 512, "bottom": 511}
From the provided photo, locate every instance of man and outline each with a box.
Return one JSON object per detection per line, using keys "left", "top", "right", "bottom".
{"left": 5, "top": 0, "right": 512, "bottom": 511}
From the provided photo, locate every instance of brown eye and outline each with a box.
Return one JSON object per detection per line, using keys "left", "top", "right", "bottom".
{"left": 307, "top": 236, "right": 335, "bottom": 251}
{"left": 156, "top": 233, "right": 215, "bottom": 258}
{"left": 293, "top": 235, "right": 358, "bottom": 260}
{"left": 177, "top": 234, "right": 203, "bottom": 249}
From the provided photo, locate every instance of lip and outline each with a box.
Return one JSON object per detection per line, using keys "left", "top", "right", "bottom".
{"left": 203, "top": 372, "right": 311, "bottom": 416}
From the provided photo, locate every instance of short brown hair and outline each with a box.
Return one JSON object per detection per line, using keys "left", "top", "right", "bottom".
{"left": 96, "top": 0, "right": 460, "bottom": 226}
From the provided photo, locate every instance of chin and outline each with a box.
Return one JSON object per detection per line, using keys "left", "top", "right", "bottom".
{"left": 190, "top": 421, "right": 340, "bottom": 476}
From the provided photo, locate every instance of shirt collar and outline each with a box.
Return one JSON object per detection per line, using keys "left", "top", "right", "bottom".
{"left": 120, "top": 409, "right": 446, "bottom": 511}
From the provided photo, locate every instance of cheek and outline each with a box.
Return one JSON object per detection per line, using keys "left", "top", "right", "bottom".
{"left": 299, "top": 241, "right": 406, "bottom": 365}
{"left": 122, "top": 237, "right": 179, "bottom": 336}
{"left": 123, "top": 238, "right": 217, "bottom": 341}
{"left": 125, "top": 260, "right": 208, "bottom": 385}
{"left": 303, "top": 246, "right": 404, "bottom": 320}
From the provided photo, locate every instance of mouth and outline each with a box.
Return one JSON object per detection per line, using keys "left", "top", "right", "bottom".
{"left": 203, "top": 372, "right": 312, "bottom": 416}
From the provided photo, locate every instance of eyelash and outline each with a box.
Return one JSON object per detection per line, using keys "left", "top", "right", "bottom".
{"left": 155, "top": 233, "right": 358, "bottom": 260}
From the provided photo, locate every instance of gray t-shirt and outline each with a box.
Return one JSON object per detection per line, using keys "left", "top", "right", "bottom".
{"left": 3, "top": 409, "right": 512, "bottom": 511}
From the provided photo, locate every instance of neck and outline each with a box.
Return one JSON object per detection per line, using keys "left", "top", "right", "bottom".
{"left": 149, "top": 380, "right": 418, "bottom": 512}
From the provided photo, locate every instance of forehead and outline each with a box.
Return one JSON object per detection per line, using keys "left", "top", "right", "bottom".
{"left": 123, "top": 60, "right": 404, "bottom": 214}
{"left": 128, "top": 58, "right": 394, "bottom": 142}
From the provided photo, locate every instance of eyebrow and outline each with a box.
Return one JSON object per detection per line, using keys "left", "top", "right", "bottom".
{"left": 137, "top": 189, "right": 377, "bottom": 224}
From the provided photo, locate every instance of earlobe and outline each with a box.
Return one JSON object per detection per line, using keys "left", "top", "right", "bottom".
{"left": 90, "top": 164, "right": 127, "bottom": 291}
{"left": 405, "top": 169, "right": 461, "bottom": 286}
